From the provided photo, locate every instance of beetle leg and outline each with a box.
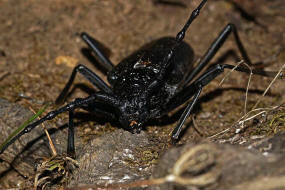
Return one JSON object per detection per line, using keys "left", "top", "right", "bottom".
{"left": 222, "top": 64, "right": 282, "bottom": 78}
{"left": 170, "top": 62, "right": 281, "bottom": 141}
{"left": 55, "top": 64, "right": 112, "bottom": 104}
{"left": 67, "top": 110, "right": 75, "bottom": 158}
{"left": 81, "top": 32, "right": 114, "bottom": 71}
{"left": 170, "top": 64, "right": 225, "bottom": 141}
{"left": 81, "top": 102, "right": 116, "bottom": 121}
{"left": 171, "top": 88, "right": 202, "bottom": 141}
{"left": 65, "top": 102, "right": 117, "bottom": 157}
{"left": 0, "top": 96, "right": 92, "bottom": 154}
{"left": 0, "top": 93, "right": 118, "bottom": 155}
{"left": 184, "top": 23, "right": 253, "bottom": 85}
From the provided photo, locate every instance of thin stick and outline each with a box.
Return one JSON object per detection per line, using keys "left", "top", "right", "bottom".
{"left": 208, "top": 127, "right": 231, "bottom": 139}
{"left": 238, "top": 111, "right": 267, "bottom": 124}
{"left": 208, "top": 106, "right": 279, "bottom": 139}
{"left": 219, "top": 60, "right": 244, "bottom": 86}
{"left": 0, "top": 71, "right": 10, "bottom": 81}
{"left": 192, "top": 115, "right": 203, "bottom": 137}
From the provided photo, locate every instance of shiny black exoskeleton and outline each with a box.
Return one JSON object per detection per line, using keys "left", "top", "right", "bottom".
{"left": 107, "top": 37, "right": 194, "bottom": 132}
{"left": 0, "top": 0, "right": 278, "bottom": 157}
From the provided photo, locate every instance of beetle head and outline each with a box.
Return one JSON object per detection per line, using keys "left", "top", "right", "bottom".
{"left": 118, "top": 98, "right": 149, "bottom": 133}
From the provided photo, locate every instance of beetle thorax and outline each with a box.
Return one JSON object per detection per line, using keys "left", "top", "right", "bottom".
{"left": 113, "top": 69, "right": 156, "bottom": 97}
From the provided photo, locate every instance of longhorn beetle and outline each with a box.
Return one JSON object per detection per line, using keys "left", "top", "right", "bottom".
{"left": 0, "top": 0, "right": 279, "bottom": 157}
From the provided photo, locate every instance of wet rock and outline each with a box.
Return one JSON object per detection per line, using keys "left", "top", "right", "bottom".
{"left": 69, "top": 129, "right": 154, "bottom": 187}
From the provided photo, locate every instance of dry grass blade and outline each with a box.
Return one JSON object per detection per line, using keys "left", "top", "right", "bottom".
{"left": 209, "top": 61, "right": 285, "bottom": 139}
{"left": 252, "top": 62, "right": 285, "bottom": 110}
{"left": 0, "top": 71, "right": 10, "bottom": 81}
{"left": 241, "top": 62, "right": 253, "bottom": 114}
{"left": 219, "top": 60, "right": 244, "bottom": 87}
{"left": 218, "top": 60, "right": 252, "bottom": 114}
{"left": 173, "top": 144, "right": 215, "bottom": 176}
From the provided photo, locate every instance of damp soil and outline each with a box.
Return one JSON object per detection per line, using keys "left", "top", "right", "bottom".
{"left": 0, "top": 0, "right": 285, "bottom": 189}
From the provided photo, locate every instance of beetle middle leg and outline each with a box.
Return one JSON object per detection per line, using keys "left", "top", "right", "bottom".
{"left": 55, "top": 64, "right": 112, "bottom": 104}
{"left": 56, "top": 32, "right": 115, "bottom": 104}
{"left": 81, "top": 32, "right": 114, "bottom": 71}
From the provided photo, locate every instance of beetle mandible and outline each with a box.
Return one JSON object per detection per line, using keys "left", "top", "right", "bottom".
{"left": 0, "top": 0, "right": 279, "bottom": 157}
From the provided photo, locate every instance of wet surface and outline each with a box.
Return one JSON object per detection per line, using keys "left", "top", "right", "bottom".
{"left": 0, "top": 0, "right": 285, "bottom": 189}
{"left": 69, "top": 129, "right": 152, "bottom": 187}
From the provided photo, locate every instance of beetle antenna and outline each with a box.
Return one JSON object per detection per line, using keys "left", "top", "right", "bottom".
{"left": 166, "top": 0, "right": 208, "bottom": 64}
{"left": 176, "top": 0, "right": 207, "bottom": 43}
{"left": 147, "top": 0, "right": 208, "bottom": 95}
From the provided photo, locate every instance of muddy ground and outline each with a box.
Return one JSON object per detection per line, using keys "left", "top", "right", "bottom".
{"left": 0, "top": 0, "right": 285, "bottom": 189}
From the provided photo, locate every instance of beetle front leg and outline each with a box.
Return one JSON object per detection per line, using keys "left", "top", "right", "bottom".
{"left": 0, "top": 96, "right": 95, "bottom": 155}
{"left": 65, "top": 102, "right": 117, "bottom": 158}
{"left": 0, "top": 93, "right": 118, "bottom": 155}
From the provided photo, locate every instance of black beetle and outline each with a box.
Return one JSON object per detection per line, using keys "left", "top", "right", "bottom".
{"left": 0, "top": 0, "right": 278, "bottom": 157}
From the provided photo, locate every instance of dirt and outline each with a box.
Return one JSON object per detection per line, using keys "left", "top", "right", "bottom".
{"left": 0, "top": 0, "right": 285, "bottom": 189}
